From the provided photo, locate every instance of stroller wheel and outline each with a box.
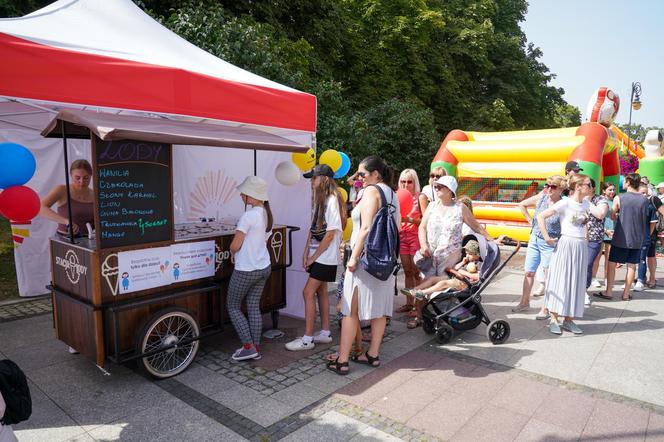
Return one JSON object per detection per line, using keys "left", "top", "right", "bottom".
{"left": 422, "top": 318, "right": 435, "bottom": 335}
{"left": 487, "top": 319, "right": 510, "bottom": 344}
{"left": 435, "top": 323, "right": 454, "bottom": 345}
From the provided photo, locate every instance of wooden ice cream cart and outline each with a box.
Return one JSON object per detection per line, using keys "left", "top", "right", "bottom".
{"left": 45, "top": 110, "right": 303, "bottom": 378}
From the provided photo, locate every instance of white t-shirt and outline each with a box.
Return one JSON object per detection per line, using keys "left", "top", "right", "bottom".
{"left": 310, "top": 195, "right": 343, "bottom": 266}
{"left": 234, "top": 205, "right": 271, "bottom": 271}
{"left": 551, "top": 198, "right": 590, "bottom": 238}
{"left": 421, "top": 184, "right": 438, "bottom": 203}
{"left": 0, "top": 391, "right": 17, "bottom": 442}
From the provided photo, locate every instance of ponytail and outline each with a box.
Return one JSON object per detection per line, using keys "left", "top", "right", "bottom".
{"left": 263, "top": 201, "right": 274, "bottom": 232}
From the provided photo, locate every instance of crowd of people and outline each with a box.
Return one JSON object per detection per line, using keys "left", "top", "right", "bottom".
{"left": 100, "top": 153, "right": 657, "bottom": 366}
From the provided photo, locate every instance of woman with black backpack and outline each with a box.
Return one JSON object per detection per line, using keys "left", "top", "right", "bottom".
{"left": 327, "top": 156, "right": 400, "bottom": 375}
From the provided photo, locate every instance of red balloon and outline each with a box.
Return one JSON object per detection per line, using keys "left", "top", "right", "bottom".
{"left": 0, "top": 185, "right": 41, "bottom": 222}
{"left": 396, "top": 189, "right": 414, "bottom": 218}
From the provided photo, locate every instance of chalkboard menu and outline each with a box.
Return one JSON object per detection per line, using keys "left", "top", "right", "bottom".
{"left": 93, "top": 138, "right": 173, "bottom": 249}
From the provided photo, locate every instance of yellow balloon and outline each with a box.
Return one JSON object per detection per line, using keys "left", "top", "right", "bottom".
{"left": 292, "top": 148, "right": 316, "bottom": 172}
{"left": 343, "top": 217, "right": 353, "bottom": 241}
{"left": 319, "top": 149, "right": 342, "bottom": 171}
{"left": 338, "top": 187, "right": 348, "bottom": 203}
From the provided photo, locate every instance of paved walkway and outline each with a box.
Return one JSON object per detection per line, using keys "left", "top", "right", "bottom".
{"left": 2, "top": 252, "right": 664, "bottom": 441}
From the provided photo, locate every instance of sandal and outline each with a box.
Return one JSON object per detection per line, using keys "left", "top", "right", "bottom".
{"left": 326, "top": 358, "right": 349, "bottom": 375}
{"left": 646, "top": 281, "right": 657, "bottom": 289}
{"left": 396, "top": 304, "right": 414, "bottom": 313}
{"left": 592, "top": 292, "right": 613, "bottom": 300}
{"left": 622, "top": 295, "right": 633, "bottom": 301}
{"left": 352, "top": 351, "right": 380, "bottom": 367}
{"left": 407, "top": 318, "right": 422, "bottom": 329}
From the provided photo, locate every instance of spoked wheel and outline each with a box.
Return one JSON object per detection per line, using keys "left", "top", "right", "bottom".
{"left": 486, "top": 319, "right": 510, "bottom": 345}
{"left": 435, "top": 322, "right": 454, "bottom": 345}
{"left": 137, "top": 307, "right": 200, "bottom": 378}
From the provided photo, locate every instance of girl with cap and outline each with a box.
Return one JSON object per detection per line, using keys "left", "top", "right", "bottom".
{"left": 286, "top": 164, "right": 346, "bottom": 351}
{"left": 227, "top": 176, "right": 274, "bottom": 361}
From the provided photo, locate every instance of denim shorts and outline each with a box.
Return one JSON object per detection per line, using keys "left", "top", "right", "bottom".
{"left": 524, "top": 235, "right": 555, "bottom": 273}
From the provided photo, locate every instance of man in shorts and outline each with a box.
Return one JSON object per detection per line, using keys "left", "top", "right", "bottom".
{"left": 601, "top": 173, "right": 650, "bottom": 301}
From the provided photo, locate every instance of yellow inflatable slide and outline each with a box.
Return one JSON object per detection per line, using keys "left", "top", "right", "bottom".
{"left": 432, "top": 123, "right": 626, "bottom": 242}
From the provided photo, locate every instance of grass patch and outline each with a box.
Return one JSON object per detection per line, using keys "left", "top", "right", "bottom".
{"left": 0, "top": 219, "right": 19, "bottom": 302}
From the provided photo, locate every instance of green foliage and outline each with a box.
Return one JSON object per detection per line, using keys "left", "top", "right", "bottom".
{"left": 12, "top": 0, "right": 578, "bottom": 174}
{"left": 615, "top": 123, "right": 664, "bottom": 144}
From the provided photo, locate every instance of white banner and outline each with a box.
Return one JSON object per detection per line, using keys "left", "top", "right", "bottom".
{"left": 170, "top": 240, "right": 215, "bottom": 283}
{"left": 117, "top": 246, "right": 171, "bottom": 294}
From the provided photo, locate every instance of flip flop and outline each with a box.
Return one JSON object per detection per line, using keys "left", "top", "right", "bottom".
{"left": 592, "top": 292, "right": 613, "bottom": 300}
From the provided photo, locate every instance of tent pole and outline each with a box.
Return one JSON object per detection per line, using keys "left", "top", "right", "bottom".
{"left": 253, "top": 149, "right": 257, "bottom": 175}
{"left": 61, "top": 120, "right": 75, "bottom": 244}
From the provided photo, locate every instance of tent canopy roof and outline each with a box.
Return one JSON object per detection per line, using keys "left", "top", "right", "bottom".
{"left": 0, "top": 0, "right": 316, "bottom": 140}
{"left": 42, "top": 109, "right": 308, "bottom": 152}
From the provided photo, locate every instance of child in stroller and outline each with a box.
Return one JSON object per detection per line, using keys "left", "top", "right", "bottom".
{"left": 401, "top": 239, "right": 482, "bottom": 305}
{"left": 408, "top": 234, "right": 519, "bottom": 345}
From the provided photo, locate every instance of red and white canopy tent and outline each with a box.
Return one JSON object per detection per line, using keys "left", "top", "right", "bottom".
{"left": 0, "top": 0, "right": 317, "bottom": 312}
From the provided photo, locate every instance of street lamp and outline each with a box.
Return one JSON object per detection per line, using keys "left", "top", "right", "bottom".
{"left": 626, "top": 81, "right": 642, "bottom": 156}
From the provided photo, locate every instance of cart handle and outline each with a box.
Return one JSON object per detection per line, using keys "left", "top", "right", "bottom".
{"left": 285, "top": 225, "right": 301, "bottom": 268}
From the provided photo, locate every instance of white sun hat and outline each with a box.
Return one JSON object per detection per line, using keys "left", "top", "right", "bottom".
{"left": 237, "top": 176, "right": 269, "bottom": 201}
{"left": 435, "top": 175, "right": 458, "bottom": 196}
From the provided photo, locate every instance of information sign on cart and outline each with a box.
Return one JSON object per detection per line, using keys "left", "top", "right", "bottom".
{"left": 93, "top": 137, "right": 173, "bottom": 249}
{"left": 170, "top": 240, "right": 216, "bottom": 283}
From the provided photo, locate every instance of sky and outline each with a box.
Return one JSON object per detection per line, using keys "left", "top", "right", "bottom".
{"left": 522, "top": 0, "right": 664, "bottom": 128}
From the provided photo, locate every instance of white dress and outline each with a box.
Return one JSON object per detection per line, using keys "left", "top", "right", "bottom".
{"left": 342, "top": 183, "right": 400, "bottom": 320}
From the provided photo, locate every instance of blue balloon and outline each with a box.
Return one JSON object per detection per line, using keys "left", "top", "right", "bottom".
{"left": 0, "top": 143, "right": 36, "bottom": 189}
{"left": 334, "top": 152, "right": 351, "bottom": 179}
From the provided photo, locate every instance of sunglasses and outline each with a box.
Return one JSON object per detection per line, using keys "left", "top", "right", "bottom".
{"left": 430, "top": 174, "right": 442, "bottom": 179}
{"left": 400, "top": 180, "right": 413, "bottom": 184}
{"left": 357, "top": 171, "right": 367, "bottom": 178}
{"left": 433, "top": 184, "right": 446, "bottom": 191}
{"left": 544, "top": 184, "right": 558, "bottom": 190}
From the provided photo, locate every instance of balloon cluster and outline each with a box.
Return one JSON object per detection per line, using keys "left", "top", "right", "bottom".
{"left": 275, "top": 148, "right": 353, "bottom": 186}
{"left": 0, "top": 143, "right": 40, "bottom": 247}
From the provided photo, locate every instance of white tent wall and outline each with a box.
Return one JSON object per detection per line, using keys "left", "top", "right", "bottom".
{"left": 3, "top": 130, "right": 311, "bottom": 319}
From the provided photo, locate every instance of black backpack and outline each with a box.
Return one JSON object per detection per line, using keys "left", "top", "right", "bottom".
{"left": 360, "top": 185, "right": 400, "bottom": 281}
{"left": 0, "top": 359, "right": 32, "bottom": 425}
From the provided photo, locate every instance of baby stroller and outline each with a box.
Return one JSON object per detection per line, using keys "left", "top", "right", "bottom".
{"left": 420, "top": 234, "right": 521, "bottom": 345}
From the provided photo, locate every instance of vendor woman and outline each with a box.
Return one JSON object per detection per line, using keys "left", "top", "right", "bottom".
{"left": 40, "top": 159, "right": 94, "bottom": 236}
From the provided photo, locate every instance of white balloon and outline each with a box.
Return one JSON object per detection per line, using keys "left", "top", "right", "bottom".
{"left": 275, "top": 161, "right": 301, "bottom": 186}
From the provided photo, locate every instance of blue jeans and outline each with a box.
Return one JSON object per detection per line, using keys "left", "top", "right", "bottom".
{"left": 524, "top": 235, "right": 555, "bottom": 273}
{"left": 637, "top": 240, "right": 655, "bottom": 283}
{"left": 586, "top": 241, "right": 603, "bottom": 288}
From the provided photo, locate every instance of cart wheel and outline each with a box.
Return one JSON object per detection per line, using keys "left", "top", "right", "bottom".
{"left": 137, "top": 307, "right": 200, "bottom": 379}
{"left": 435, "top": 322, "right": 454, "bottom": 345}
{"left": 486, "top": 319, "right": 510, "bottom": 345}
{"left": 422, "top": 318, "right": 435, "bottom": 335}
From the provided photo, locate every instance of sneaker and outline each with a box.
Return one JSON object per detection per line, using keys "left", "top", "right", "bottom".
{"left": 313, "top": 332, "right": 332, "bottom": 344}
{"left": 633, "top": 281, "right": 645, "bottom": 292}
{"left": 584, "top": 292, "right": 592, "bottom": 307}
{"left": 549, "top": 320, "right": 562, "bottom": 335}
{"left": 591, "top": 279, "right": 602, "bottom": 288}
{"left": 285, "top": 337, "right": 315, "bottom": 351}
{"left": 511, "top": 303, "right": 530, "bottom": 313}
{"left": 562, "top": 320, "right": 583, "bottom": 335}
{"left": 536, "top": 311, "right": 551, "bottom": 320}
{"left": 532, "top": 283, "right": 545, "bottom": 297}
{"left": 68, "top": 346, "right": 79, "bottom": 355}
{"left": 232, "top": 346, "right": 259, "bottom": 361}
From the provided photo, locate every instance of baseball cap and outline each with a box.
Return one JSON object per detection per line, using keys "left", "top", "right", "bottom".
{"left": 434, "top": 176, "right": 458, "bottom": 196}
{"left": 463, "top": 239, "right": 480, "bottom": 256}
{"left": 565, "top": 160, "right": 583, "bottom": 173}
{"left": 303, "top": 164, "right": 335, "bottom": 179}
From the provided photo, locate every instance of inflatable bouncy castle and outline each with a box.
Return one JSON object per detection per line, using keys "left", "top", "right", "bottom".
{"left": 430, "top": 87, "right": 648, "bottom": 242}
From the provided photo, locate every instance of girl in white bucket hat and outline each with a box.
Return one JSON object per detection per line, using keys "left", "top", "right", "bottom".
{"left": 228, "top": 176, "right": 273, "bottom": 361}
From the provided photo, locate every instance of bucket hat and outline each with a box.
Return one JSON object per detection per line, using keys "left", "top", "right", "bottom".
{"left": 237, "top": 176, "right": 268, "bottom": 201}
{"left": 434, "top": 176, "right": 458, "bottom": 196}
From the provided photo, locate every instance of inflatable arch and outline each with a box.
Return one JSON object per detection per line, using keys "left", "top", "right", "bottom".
{"left": 432, "top": 123, "right": 622, "bottom": 242}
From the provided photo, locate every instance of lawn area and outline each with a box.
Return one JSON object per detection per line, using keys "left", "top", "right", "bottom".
{"left": 0, "top": 219, "right": 19, "bottom": 302}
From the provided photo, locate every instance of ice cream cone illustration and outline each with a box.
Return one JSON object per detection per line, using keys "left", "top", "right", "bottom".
{"left": 271, "top": 231, "right": 283, "bottom": 263}
{"left": 101, "top": 253, "right": 119, "bottom": 295}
